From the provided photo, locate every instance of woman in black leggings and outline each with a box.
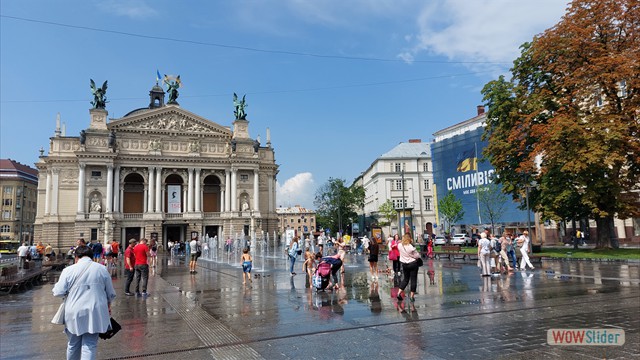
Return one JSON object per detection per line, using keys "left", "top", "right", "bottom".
{"left": 397, "top": 233, "right": 421, "bottom": 302}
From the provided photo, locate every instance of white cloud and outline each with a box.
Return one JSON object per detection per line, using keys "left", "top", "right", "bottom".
{"left": 401, "top": 0, "right": 567, "bottom": 69}
{"left": 96, "top": 0, "right": 158, "bottom": 19}
{"left": 276, "top": 172, "right": 315, "bottom": 209}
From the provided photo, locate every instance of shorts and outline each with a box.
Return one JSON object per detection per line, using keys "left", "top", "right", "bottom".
{"left": 191, "top": 253, "right": 198, "bottom": 261}
{"left": 111, "top": 253, "right": 119, "bottom": 259}
{"left": 242, "top": 261, "right": 252, "bottom": 273}
{"left": 368, "top": 254, "right": 379, "bottom": 263}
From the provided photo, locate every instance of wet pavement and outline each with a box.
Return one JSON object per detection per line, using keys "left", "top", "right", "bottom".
{"left": 1, "top": 252, "right": 638, "bottom": 359}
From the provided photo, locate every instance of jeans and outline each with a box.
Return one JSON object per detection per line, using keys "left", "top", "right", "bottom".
{"left": 330, "top": 260, "right": 343, "bottom": 284}
{"left": 134, "top": 264, "right": 149, "bottom": 293}
{"left": 508, "top": 249, "right": 517, "bottom": 269}
{"left": 289, "top": 254, "right": 296, "bottom": 274}
{"left": 65, "top": 329, "right": 99, "bottom": 360}
{"left": 399, "top": 261, "right": 419, "bottom": 293}
{"left": 124, "top": 268, "right": 135, "bottom": 293}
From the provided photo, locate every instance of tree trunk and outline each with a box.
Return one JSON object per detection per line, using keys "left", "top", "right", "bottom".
{"left": 594, "top": 216, "right": 616, "bottom": 249}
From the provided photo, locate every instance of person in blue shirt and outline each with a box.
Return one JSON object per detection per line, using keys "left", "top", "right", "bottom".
{"left": 53, "top": 245, "right": 116, "bottom": 359}
{"left": 287, "top": 237, "right": 300, "bottom": 276}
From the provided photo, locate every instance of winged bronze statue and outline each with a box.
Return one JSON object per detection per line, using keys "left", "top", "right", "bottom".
{"left": 164, "top": 74, "right": 181, "bottom": 104}
{"left": 233, "top": 92, "right": 247, "bottom": 120}
{"left": 90, "top": 79, "right": 108, "bottom": 109}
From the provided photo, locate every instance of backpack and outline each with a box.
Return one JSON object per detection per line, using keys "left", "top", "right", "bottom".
{"left": 494, "top": 241, "right": 501, "bottom": 252}
{"left": 317, "top": 262, "right": 332, "bottom": 277}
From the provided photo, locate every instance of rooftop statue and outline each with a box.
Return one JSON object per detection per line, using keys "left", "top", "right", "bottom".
{"left": 163, "top": 75, "right": 181, "bottom": 104}
{"left": 90, "top": 79, "right": 108, "bottom": 109}
{"left": 233, "top": 93, "right": 247, "bottom": 120}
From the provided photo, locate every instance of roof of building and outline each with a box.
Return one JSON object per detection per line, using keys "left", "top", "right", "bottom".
{"left": 379, "top": 141, "right": 431, "bottom": 159}
{"left": 0, "top": 159, "right": 39, "bottom": 183}
{"left": 275, "top": 206, "right": 316, "bottom": 214}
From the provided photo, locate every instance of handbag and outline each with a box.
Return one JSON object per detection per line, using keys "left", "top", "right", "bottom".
{"left": 415, "top": 257, "right": 424, "bottom": 267}
{"left": 51, "top": 262, "right": 92, "bottom": 325}
{"left": 99, "top": 317, "right": 122, "bottom": 340}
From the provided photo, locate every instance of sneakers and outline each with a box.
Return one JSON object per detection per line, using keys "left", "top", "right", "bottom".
{"left": 125, "top": 292, "right": 134, "bottom": 296}
{"left": 142, "top": 291, "right": 148, "bottom": 297}
{"left": 135, "top": 292, "right": 141, "bottom": 297}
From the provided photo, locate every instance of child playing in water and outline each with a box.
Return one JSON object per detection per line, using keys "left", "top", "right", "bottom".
{"left": 241, "top": 247, "right": 252, "bottom": 284}
{"left": 303, "top": 247, "right": 315, "bottom": 278}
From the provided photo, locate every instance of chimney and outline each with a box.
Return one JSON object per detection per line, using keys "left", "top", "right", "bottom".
{"left": 408, "top": 139, "right": 421, "bottom": 143}
{"left": 477, "top": 105, "right": 485, "bottom": 116}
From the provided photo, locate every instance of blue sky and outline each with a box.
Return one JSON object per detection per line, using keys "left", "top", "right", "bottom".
{"left": 0, "top": 0, "right": 567, "bottom": 208}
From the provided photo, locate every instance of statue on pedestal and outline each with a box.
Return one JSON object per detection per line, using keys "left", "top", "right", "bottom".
{"left": 163, "top": 75, "right": 181, "bottom": 104}
{"left": 90, "top": 79, "right": 108, "bottom": 109}
{"left": 90, "top": 194, "right": 102, "bottom": 213}
{"left": 233, "top": 93, "right": 247, "bottom": 120}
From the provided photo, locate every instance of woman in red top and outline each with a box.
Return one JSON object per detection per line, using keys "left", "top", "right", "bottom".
{"left": 388, "top": 234, "right": 401, "bottom": 276}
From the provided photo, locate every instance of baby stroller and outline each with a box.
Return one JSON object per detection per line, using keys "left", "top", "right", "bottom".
{"left": 313, "top": 262, "right": 332, "bottom": 291}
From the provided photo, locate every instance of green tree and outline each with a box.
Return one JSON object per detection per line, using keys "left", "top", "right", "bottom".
{"left": 476, "top": 183, "right": 509, "bottom": 234}
{"left": 377, "top": 199, "right": 396, "bottom": 236}
{"left": 438, "top": 191, "right": 464, "bottom": 235}
{"left": 314, "top": 178, "right": 365, "bottom": 235}
{"left": 481, "top": 0, "right": 640, "bottom": 248}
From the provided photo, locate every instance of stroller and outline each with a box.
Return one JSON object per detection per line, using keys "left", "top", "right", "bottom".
{"left": 313, "top": 262, "right": 332, "bottom": 291}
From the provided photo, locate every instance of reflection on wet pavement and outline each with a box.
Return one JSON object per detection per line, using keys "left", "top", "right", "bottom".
{"left": 0, "top": 252, "right": 638, "bottom": 359}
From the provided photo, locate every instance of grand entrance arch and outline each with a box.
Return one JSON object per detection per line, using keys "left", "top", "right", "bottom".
{"left": 164, "top": 174, "right": 185, "bottom": 213}
{"left": 203, "top": 175, "right": 221, "bottom": 212}
{"left": 122, "top": 173, "right": 144, "bottom": 213}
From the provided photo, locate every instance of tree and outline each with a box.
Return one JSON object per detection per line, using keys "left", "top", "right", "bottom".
{"left": 377, "top": 199, "right": 396, "bottom": 236}
{"left": 438, "top": 191, "right": 464, "bottom": 235}
{"left": 481, "top": 0, "right": 640, "bottom": 248}
{"left": 314, "top": 178, "right": 365, "bottom": 235}
{"left": 476, "top": 183, "right": 509, "bottom": 234}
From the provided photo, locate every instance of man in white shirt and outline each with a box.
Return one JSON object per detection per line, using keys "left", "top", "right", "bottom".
{"left": 17, "top": 243, "right": 30, "bottom": 269}
{"left": 361, "top": 235, "right": 371, "bottom": 254}
{"left": 189, "top": 237, "right": 201, "bottom": 274}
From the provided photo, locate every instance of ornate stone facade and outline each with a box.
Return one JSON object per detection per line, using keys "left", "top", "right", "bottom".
{"left": 34, "top": 85, "right": 278, "bottom": 251}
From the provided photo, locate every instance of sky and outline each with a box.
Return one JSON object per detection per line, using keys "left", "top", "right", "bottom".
{"left": 0, "top": 0, "right": 568, "bottom": 209}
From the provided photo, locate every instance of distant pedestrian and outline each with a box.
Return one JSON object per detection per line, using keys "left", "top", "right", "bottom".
{"left": 388, "top": 234, "right": 401, "bottom": 276}
{"left": 92, "top": 241, "right": 103, "bottom": 263}
{"left": 499, "top": 235, "right": 514, "bottom": 273}
{"left": 287, "top": 237, "right": 300, "bottom": 276}
{"left": 361, "top": 235, "right": 371, "bottom": 255}
{"left": 478, "top": 233, "right": 491, "bottom": 276}
{"left": 124, "top": 239, "right": 136, "bottom": 296}
{"left": 517, "top": 231, "right": 535, "bottom": 270}
{"left": 368, "top": 238, "right": 379, "bottom": 280}
{"left": 133, "top": 238, "right": 150, "bottom": 296}
{"left": 149, "top": 240, "right": 158, "bottom": 268}
{"left": 52, "top": 245, "right": 116, "bottom": 360}
{"left": 110, "top": 240, "right": 119, "bottom": 266}
{"left": 396, "top": 233, "right": 421, "bottom": 303}
{"left": 189, "top": 236, "right": 201, "bottom": 274}
{"left": 506, "top": 234, "right": 518, "bottom": 269}
{"left": 17, "top": 242, "right": 29, "bottom": 269}
{"left": 241, "top": 248, "right": 252, "bottom": 284}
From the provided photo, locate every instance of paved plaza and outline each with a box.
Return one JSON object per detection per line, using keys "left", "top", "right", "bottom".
{"left": 1, "top": 251, "right": 638, "bottom": 359}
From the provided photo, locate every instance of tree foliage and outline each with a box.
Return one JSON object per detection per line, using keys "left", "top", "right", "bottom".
{"left": 377, "top": 199, "right": 396, "bottom": 234}
{"left": 314, "top": 178, "right": 365, "bottom": 235}
{"left": 438, "top": 191, "right": 464, "bottom": 235}
{"left": 481, "top": 0, "right": 640, "bottom": 248}
{"left": 476, "top": 182, "right": 509, "bottom": 234}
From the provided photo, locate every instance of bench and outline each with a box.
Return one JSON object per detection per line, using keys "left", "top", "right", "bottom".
{"left": 435, "top": 245, "right": 466, "bottom": 260}
{"left": 0, "top": 265, "right": 49, "bottom": 295}
{"left": 42, "top": 254, "right": 69, "bottom": 271}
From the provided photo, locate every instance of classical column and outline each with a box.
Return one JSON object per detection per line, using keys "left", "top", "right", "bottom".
{"left": 253, "top": 170, "right": 259, "bottom": 210}
{"left": 268, "top": 174, "right": 274, "bottom": 212}
{"left": 183, "top": 188, "right": 188, "bottom": 212}
{"left": 220, "top": 189, "right": 225, "bottom": 213}
{"left": 225, "top": 170, "right": 231, "bottom": 212}
{"left": 44, "top": 170, "right": 51, "bottom": 215}
{"left": 147, "top": 167, "right": 155, "bottom": 213}
{"left": 106, "top": 165, "right": 114, "bottom": 213}
{"left": 77, "top": 164, "right": 86, "bottom": 214}
{"left": 187, "top": 168, "right": 194, "bottom": 212}
{"left": 51, "top": 169, "right": 60, "bottom": 215}
{"left": 113, "top": 166, "right": 120, "bottom": 213}
{"left": 194, "top": 168, "right": 201, "bottom": 212}
{"left": 155, "top": 167, "right": 162, "bottom": 213}
{"left": 119, "top": 187, "right": 124, "bottom": 213}
{"left": 230, "top": 168, "right": 237, "bottom": 212}
{"left": 143, "top": 186, "right": 148, "bottom": 213}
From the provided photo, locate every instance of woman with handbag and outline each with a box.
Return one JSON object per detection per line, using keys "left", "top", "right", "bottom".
{"left": 396, "top": 233, "right": 422, "bottom": 303}
{"left": 52, "top": 245, "right": 116, "bottom": 359}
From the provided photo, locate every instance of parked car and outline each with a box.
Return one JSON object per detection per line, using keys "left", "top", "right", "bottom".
{"left": 471, "top": 234, "right": 480, "bottom": 247}
{"left": 434, "top": 236, "right": 447, "bottom": 246}
{"left": 450, "top": 233, "right": 471, "bottom": 246}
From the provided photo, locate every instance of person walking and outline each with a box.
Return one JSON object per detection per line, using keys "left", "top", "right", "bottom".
{"left": 287, "top": 237, "right": 300, "bottom": 276}
{"left": 517, "top": 231, "right": 535, "bottom": 270}
{"left": 506, "top": 234, "right": 518, "bottom": 270}
{"left": 478, "top": 233, "right": 491, "bottom": 276}
{"left": 133, "top": 238, "right": 150, "bottom": 296}
{"left": 499, "top": 235, "right": 514, "bottom": 273}
{"left": 241, "top": 247, "right": 252, "bottom": 284}
{"left": 396, "top": 233, "right": 421, "bottom": 302}
{"left": 368, "top": 238, "right": 379, "bottom": 280}
{"left": 52, "top": 245, "right": 116, "bottom": 360}
{"left": 17, "top": 242, "right": 30, "bottom": 269}
{"left": 124, "top": 240, "right": 136, "bottom": 296}
{"left": 388, "top": 234, "right": 401, "bottom": 276}
{"left": 189, "top": 236, "right": 200, "bottom": 274}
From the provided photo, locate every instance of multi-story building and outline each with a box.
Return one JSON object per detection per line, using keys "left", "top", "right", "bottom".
{"left": 0, "top": 159, "right": 38, "bottom": 245}
{"left": 275, "top": 206, "right": 316, "bottom": 238}
{"left": 355, "top": 139, "right": 436, "bottom": 239}
{"left": 34, "top": 80, "right": 278, "bottom": 252}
